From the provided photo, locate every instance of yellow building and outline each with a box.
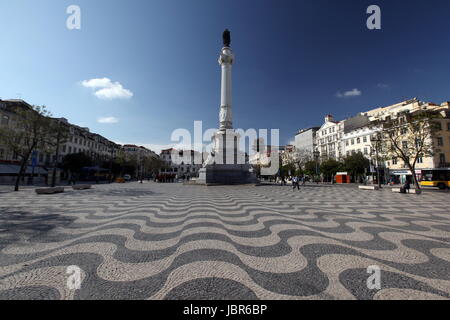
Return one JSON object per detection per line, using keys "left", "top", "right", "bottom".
{"left": 365, "top": 99, "right": 450, "bottom": 184}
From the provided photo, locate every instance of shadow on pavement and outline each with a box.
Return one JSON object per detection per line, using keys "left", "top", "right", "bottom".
{"left": 0, "top": 209, "right": 75, "bottom": 247}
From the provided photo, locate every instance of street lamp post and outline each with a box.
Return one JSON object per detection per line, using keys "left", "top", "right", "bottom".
{"left": 313, "top": 150, "right": 320, "bottom": 184}
{"left": 370, "top": 135, "right": 382, "bottom": 189}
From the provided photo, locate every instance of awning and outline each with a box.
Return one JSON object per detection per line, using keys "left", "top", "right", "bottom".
{"left": 0, "top": 164, "right": 48, "bottom": 175}
{"left": 390, "top": 170, "right": 412, "bottom": 175}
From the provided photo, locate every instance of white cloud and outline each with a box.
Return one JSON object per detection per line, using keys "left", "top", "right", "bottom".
{"left": 336, "top": 88, "right": 362, "bottom": 98}
{"left": 377, "top": 83, "right": 389, "bottom": 89}
{"left": 81, "top": 78, "right": 133, "bottom": 100}
{"left": 97, "top": 116, "right": 119, "bottom": 124}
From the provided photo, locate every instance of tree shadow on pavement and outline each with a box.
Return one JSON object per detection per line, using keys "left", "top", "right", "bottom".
{"left": 0, "top": 209, "right": 75, "bottom": 248}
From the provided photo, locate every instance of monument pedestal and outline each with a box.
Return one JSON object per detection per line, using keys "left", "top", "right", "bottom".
{"left": 197, "top": 164, "right": 258, "bottom": 185}
{"left": 197, "top": 130, "right": 258, "bottom": 185}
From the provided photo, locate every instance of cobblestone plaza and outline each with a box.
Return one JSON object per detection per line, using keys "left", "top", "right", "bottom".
{"left": 1, "top": 183, "right": 450, "bottom": 300}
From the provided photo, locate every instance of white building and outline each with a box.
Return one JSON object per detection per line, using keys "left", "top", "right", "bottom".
{"left": 122, "top": 144, "right": 158, "bottom": 161}
{"left": 316, "top": 115, "right": 345, "bottom": 161}
{"left": 159, "top": 149, "right": 205, "bottom": 177}
{"left": 294, "top": 127, "right": 320, "bottom": 154}
{"left": 342, "top": 125, "right": 379, "bottom": 159}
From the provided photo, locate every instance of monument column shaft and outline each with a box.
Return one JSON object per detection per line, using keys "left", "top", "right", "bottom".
{"left": 219, "top": 47, "right": 234, "bottom": 130}
{"left": 221, "top": 63, "right": 232, "bottom": 109}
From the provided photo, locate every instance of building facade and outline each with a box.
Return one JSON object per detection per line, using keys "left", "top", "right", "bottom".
{"left": 316, "top": 115, "right": 345, "bottom": 161}
{"left": 0, "top": 99, "right": 142, "bottom": 183}
{"left": 123, "top": 144, "right": 158, "bottom": 161}
{"left": 292, "top": 98, "right": 450, "bottom": 184}
{"left": 159, "top": 149, "right": 205, "bottom": 177}
{"left": 294, "top": 127, "right": 319, "bottom": 154}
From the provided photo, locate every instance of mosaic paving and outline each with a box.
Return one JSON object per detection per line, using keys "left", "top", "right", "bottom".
{"left": 0, "top": 182, "right": 450, "bottom": 300}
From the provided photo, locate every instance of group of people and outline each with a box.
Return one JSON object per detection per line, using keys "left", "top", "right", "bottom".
{"left": 155, "top": 174, "right": 177, "bottom": 183}
{"left": 277, "top": 176, "right": 307, "bottom": 190}
{"left": 154, "top": 174, "right": 192, "bottom": 183}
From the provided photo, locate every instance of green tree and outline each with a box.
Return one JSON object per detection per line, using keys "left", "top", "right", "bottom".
{"left": 343, "top": 152, "right": 370, "bottom": 183}
{"left": 144, "top": 156, "right": 166, "bottom": 176}
{"left": 320, "top": 159, "right": 343, "bottom": 182}
{"left": 295, "top": 168, "right": 304, "bottom": 177}
{"left": 46, "top": 119, "right": 71, "bottom": 187}
{"left": 0, "top": 105, "right": 52, "bottom": 191}
{"left": 62, "top": 152, "right": 93, "bottom": 183}
{"left": 304, "top": 161, "right": 318, "bottom": 177}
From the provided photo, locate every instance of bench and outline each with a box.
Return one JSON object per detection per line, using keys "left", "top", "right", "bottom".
{"left": 359, "top": 185, "right": 380, "bottom": 191}
{"left": 72, "top": 184, "right": 92, "bottom": 190}
{"left": 35, "top": 187, "right": 65, "bottom": 195}
{"left": 392, "top": 188, "right": 422, "bottom": 194}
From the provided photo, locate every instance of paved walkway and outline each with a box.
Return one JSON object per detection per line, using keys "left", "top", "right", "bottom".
{"left": 0, "top": 182, "right": 450, "bottom": 300}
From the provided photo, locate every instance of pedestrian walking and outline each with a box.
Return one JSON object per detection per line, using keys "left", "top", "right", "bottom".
{"left": 292, "top": 176, "right": 300, "bottom": 191}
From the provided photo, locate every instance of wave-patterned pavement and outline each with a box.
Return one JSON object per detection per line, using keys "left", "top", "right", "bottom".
{"left": 1, "top": 182, "right": 450, "bottom": 300}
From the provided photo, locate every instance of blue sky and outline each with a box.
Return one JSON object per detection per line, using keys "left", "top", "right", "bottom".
{"left": 1, "top": 0, "right": 449, "bottom": 152}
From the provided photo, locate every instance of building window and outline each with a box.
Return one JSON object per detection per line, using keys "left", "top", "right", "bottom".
{"left": 437, "top": 137, "right": 444, "bottom": 146}
{"left": 346, "top": 140, "right": 349, "bottom": 146}
{"left": 0, "top": 149, "right": 4, "bottom": 159}
{"left": 357, "top": 138, "right": 361, "bottom": 144}
{"left": 415, "top": 139, "right": 422, "bottom": 148}
{"left": 402, "top": 141, "right": 408, "bottom": 149}
{"left": 447, "top": 122, "right": 450, "bottom": 131}
{"left": 417, "top": 157, "right": 423, "bottom": 164}
{"left": 440, "top": 153, "right": 446, "bottom": 164}
{"left": 393, "top": 158, "right": 398, "bottom": 165}
{"left": 400, "top": 127, "right": 407, "bottom": 135}
{"left": 363, "top": 136, "right": 367, "bottom": 143}
{"left": 364, "top": 148, "right": 368, "bottom": 155}
{"left": 351, "top": 139, "right": 355, "bottom": 145}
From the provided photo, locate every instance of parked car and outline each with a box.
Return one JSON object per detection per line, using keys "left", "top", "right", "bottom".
{"left": 123, "top": 174, "right": 131, "bottom": 181}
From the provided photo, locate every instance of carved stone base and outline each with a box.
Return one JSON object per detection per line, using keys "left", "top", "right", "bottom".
{"left": 196, "top": 164, "right": 258, "bottom": 185}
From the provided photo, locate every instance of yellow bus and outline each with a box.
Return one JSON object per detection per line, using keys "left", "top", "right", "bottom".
{"left": 419, "top": 169, "right": 450, "bottom": 190}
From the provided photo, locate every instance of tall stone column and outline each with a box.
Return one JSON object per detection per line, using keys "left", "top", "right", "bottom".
{"left": 197, "top": 29, "right": 258, "bottom": 185}
{"left": 219, "top": 47, "right": 234, "bottom": 131}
